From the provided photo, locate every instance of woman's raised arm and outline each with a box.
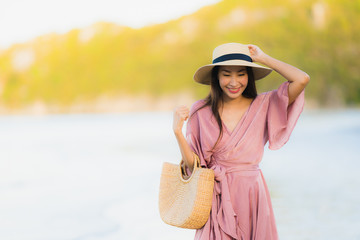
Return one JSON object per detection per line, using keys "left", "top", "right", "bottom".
{"left": 248, "top": 44, "right": 310, "bottom": 106}
{"left": 173, "top": 105, "right": 195, "bottom": 172}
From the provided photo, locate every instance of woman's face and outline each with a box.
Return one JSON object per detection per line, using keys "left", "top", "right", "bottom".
{"left": 218, "top": 65, "right": 248, "bottom": 101}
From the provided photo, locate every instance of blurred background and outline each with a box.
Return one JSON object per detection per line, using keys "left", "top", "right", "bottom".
{"left": 0, "top": 0, "right": 359, "bottom": 239}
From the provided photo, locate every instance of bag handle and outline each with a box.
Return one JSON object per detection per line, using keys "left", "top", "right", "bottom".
{"left": 180, "top": 152, "right": 200, "bottom": 181}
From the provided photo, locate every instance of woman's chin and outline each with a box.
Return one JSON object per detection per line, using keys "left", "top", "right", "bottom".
{"left": 223, "top": 92, "right": 243, "bottom": 101}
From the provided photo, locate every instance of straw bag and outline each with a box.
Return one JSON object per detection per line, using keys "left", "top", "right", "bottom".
{"left": 158, "top": 152, "right": 214, "bottom": 229}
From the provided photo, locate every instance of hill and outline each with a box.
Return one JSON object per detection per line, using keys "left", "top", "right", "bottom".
{"left": 0, "top": 0, "right": 359, "bottom": 113}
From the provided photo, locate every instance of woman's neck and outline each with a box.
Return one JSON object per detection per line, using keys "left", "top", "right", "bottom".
{"left": 221, "top": 95, "right": 249, "bottom": 108}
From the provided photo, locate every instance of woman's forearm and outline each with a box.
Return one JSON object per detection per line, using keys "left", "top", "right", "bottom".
{"left": 256, "top": 51, "right": 310, "bottom": 105}
{"left": 258, "top": 54, "right": 310, "bottom": 84}
{"left": 174, "top": 130, "right": 195, "bottom": 172}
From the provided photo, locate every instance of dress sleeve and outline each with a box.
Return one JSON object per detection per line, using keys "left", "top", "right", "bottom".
{"left": 266, "top": 81, "right": 305, "bottom": 150}
{"left": 182, "top": 101, "right": 208, "bottom": 175}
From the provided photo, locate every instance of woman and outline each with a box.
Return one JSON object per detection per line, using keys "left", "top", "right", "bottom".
{"left": 173, "top": 43, "right": 310, "bottom": 240}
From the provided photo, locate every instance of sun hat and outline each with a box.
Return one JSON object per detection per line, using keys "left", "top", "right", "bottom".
{"left": 193, "top": 43, "right": 273, "bottom": 85}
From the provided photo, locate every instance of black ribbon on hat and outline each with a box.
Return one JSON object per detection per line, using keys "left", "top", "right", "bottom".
{"left": 212, "top": 53, "right": 253, "bottom": 64}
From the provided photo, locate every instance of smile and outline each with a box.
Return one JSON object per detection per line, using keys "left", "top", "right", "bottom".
{"left": 228, "top": 87, "right": 240, "bottom": 94}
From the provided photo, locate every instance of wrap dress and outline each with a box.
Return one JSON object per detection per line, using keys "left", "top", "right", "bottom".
{"left": 185, "top": 81, "right": 305, "bottom": 240}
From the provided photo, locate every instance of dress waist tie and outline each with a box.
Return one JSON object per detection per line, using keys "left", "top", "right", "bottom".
{"left": 209, "top": 163, "right": 260, "bottom": 239}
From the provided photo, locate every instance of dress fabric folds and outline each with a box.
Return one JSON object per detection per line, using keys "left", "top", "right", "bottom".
{"left": 184, "top": 81, "right": 305, "bottom": 240}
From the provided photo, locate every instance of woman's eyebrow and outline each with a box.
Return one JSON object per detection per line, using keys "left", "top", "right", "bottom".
{"left": 221, "top": 69, "right": 246, "bottom": 73}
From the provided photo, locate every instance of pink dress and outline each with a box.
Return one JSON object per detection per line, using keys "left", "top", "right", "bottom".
{"left": 185, "top": 81, "right": 305, "bottom": 240}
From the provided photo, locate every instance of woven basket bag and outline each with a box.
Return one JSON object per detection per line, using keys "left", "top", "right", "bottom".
{"left": 158, "top": 152, "right": 214, "bottom": 229}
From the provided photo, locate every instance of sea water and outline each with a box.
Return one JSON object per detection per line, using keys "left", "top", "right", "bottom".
{"left": 0, "top": 108, "right": 359, "bottom": 240}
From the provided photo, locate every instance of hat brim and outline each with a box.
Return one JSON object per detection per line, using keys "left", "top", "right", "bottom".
{"left": 193, "top": 60, "right": 273, "bottom": 85}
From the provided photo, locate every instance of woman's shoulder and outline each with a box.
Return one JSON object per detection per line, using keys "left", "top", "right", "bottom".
{"left": 250, "top": 92, "right": 267, "bottom": 105}
{"left": 189, "top": 99, "right": 209, "bottom": 115}
{"left": 256, "top": 87, "right": 278, "bottom": 101}
{"left": 191, "top": 99, "right": 206, "bottom": 108}
{"left": 257, "top": 81, "right": 291, "bottom": 102}
{"left": 257, "top": 89, "right": 272, "bottom": 97}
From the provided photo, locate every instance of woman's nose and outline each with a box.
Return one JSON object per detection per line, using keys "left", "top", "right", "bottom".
{"left": 230, "top": 75, "right": 238, "bottom": 84}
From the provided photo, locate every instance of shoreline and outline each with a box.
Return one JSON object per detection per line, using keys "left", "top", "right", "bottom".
{"left": 0, "top": 92, "right": 196, "bottom": 116}
{"left": 0, "top": 94, "right": 358, "bottom": 116}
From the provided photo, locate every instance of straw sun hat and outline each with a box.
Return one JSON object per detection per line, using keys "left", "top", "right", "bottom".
{"left": 193, "top": 43, "right": 273, "bottom": 85}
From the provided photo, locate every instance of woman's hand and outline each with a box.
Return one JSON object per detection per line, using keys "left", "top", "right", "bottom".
{"left": 248, "top": 44, "right": 267, "bottom": 63}
{"left": 173, "top": 105, "right": 190, "bottom": 135}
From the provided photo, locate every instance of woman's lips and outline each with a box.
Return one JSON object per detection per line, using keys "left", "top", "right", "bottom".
{"left": 228, "top": 87, "right": 240, "bottom": 94}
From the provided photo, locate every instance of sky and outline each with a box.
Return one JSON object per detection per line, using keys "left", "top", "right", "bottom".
{"left": 0, "top": 0, "right": 220, "bottom": 49}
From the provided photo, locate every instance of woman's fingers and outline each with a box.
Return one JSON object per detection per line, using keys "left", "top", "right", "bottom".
{"left": 248, "top": 44, "right": 265, "bottom": 62}
{"left": 173, "top": 105, "right": 190, "bottom": 133}
{"left": 248, "top": 44, "right": 258, "bottom": 55}
{"left": 175, "top": 105, "right": 190, "bottom": 120}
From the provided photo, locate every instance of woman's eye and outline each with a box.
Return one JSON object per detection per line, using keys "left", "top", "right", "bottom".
{"left": 239, "top": 74, "right": 245, "bottom": 76}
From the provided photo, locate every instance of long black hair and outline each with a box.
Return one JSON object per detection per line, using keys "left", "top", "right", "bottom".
{"left": 190, "top": 66, "right": 258, "bottom": 150}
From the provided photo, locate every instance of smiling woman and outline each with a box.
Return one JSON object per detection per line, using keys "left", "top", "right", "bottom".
{"left": 216, "top": 65, "right": 255, "bottom": 133}
{"left": 172, "top": 42, "right": 309, "bottom": 240}
{"left": 218, "top": 66, "right": 248, "bottom": 99}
